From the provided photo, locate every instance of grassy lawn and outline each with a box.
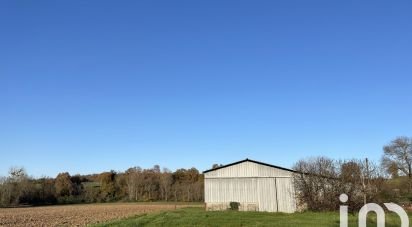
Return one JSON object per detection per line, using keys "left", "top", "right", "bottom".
{"left": 95, "top": 207, "right": 409, "bottom": 227}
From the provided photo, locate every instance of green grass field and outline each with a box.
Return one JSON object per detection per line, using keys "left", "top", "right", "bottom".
{"left": 95, "top": 207, "right": 409, "bottom": 227}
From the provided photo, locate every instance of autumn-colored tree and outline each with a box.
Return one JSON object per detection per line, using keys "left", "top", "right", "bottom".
{"left": 1, "top": 165, "right": 203, "bottom": 206}
{"left": 99, "top": 171, "right": 116, "bottom": 201}
{"left": 54, "top": 172, "right": 75, "bottom": 197}
{"left": 172, "top": 168, "right": 203, "bottom": 202}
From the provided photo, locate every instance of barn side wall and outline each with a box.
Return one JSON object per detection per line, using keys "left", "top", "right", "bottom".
{"left": 204, "top": 162, "right": 297, "bottom": 213}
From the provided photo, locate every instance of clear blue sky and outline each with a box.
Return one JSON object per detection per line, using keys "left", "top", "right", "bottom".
{"left": 1, "top": 1, "right": 411, "bottom": 177}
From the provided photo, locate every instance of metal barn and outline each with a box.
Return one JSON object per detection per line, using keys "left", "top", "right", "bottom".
{"left": 203, "top": 159, "right": 297, "bottom": 213}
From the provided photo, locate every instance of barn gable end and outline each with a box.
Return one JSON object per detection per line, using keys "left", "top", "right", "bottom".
{"left": 203, "top": 159, "right": 297, "bottom": 213}
{"left": 204, "top": 160, "right": 294, "bottom": 178}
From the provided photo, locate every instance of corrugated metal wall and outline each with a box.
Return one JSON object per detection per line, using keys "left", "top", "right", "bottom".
{"left": 275, "top": 178, "right": 296, "bottom": 213}
{"left": 205, "top": 178, "right": 258, "bottom": 203}
{"left": 205, "top": 161, "right": 293, "bottom": 178}
{"left": 204, "top": 161, "right": 296, "bottom": 213}
{"left": 257, "top": 178, "right": 278, "bottom": 212}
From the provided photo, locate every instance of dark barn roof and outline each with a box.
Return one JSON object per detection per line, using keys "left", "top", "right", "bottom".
{"left": 203, "top": 158, "right": 297, "bottom": 174}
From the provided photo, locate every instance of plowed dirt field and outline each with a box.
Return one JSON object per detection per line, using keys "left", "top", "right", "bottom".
{"left": 0, "top": 203, "right": 200, "bottom": 226}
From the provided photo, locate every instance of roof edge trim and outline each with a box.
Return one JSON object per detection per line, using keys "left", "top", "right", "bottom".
{"left": 202, "top": 158, "right": 297, "bottom": 174}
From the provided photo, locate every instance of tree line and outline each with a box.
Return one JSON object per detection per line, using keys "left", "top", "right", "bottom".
{"left": 293, "top": 136, "right": 412, "bottom": 211}
{"left": 1, "top": 136, "right": 412, "bottom": 211}
{"left": 0, "top": 165, "right": 203, "bottom": 207}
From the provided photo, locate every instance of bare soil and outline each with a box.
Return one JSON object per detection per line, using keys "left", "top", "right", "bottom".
{"left": 0, "top": 203, "right": 200, "bottom": 226}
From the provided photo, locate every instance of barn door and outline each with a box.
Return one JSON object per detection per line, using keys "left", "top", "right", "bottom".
{"left": 275, "top": 177, "right": 296, "bottom": 213}
{"left": 257, "top": 178, "right": 278, "bottom": 212}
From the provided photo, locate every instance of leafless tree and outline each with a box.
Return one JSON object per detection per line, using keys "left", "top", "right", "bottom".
{"left": 382, "top": 136, "right": 412, "bottom": 192}
{"left": 160, "top": 168, "right": 173, "bottom": 201}
{"left": 294, "top": 157, "right": 383, "bottom": 212}
{"left": 293, "top": 157, "right": 339, "bottom": 211}
{"left": 126, "top": 167, "right": 143, "bottom": 201}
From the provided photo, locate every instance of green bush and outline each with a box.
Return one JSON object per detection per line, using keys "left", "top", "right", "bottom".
{"left": 229, "top": 201, "right": 240, "bottom": 210}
